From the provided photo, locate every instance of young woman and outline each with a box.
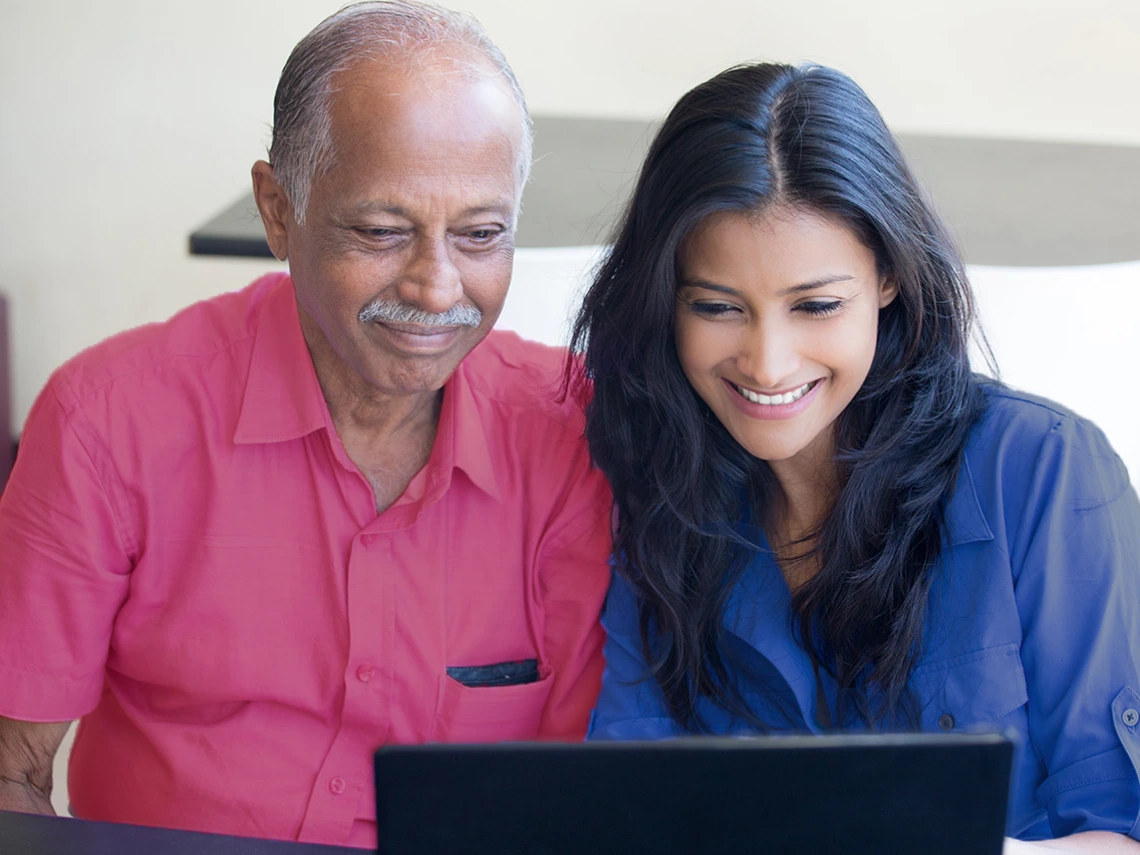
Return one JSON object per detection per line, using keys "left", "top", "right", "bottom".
{"left": 571, "top": 63, "right": 1140, "bottom": 852}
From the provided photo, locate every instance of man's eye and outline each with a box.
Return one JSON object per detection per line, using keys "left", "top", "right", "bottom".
{"left": 357, "top": 227, "right": 395, "bottom": 239}
{"left": 796, "top": 300, "right": 843, "bottom": 316}
{"left": 467, "top": 228, "right": 500, "bottom": 242}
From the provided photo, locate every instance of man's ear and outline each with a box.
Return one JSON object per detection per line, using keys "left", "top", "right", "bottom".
{"left": 251, "top": 160, "right": 292, "bottom": 262}
{"left": 879, "top": 275, "right": 900, "bottom": 308}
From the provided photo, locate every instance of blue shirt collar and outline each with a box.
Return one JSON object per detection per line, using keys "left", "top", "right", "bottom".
{"left": 944, "top": 452, "right": 995, "bottom": 547}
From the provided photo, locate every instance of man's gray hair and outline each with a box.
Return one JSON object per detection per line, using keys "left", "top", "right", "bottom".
{"left": 269, "top": 0, "right": 533, "bottom": 223}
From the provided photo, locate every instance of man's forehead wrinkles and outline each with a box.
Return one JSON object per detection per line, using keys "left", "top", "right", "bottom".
{"left": 350, "top": 201, "right": 409, "bottom": 217}
{"left": 343, "top": 198, "right": 516, "bottom": 219}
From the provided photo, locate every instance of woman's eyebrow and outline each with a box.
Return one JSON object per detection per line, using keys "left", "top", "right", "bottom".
{"left": 680, "top": 274, "right": 857, "bottom": 297}
{"left": 678, "top": 279, "right": 742, "bottom": 297}
{"left": 777, "top": 274, "right": 856, "bottom": 296}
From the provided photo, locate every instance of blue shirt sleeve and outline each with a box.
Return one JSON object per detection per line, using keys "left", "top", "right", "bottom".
{"left": 1009, "top": 412, "right": 1140, "bottom": 839}
{"left": 586, "top": 570, "right": 684, "bottom": 740}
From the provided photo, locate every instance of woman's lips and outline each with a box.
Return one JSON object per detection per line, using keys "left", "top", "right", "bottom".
{"left": 724, "top": 378, "right": 823, "bottom": 420}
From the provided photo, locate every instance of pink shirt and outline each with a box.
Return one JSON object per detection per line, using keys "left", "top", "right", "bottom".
{"left": 0, "top": 273, "right": 611, "bottom": 848}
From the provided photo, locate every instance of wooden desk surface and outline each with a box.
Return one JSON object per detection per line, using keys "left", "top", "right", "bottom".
{"left": 189, "top": 115, "right": 1140, "bottom": 267}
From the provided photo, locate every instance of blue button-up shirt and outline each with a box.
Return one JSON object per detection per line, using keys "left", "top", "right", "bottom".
{"left": 588, "top": 387, "right": 1140, "bottom": 841}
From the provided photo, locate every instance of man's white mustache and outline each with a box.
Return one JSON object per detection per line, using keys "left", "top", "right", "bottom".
{"left": 358, "top": 299, "right": 483, "bottom": 328}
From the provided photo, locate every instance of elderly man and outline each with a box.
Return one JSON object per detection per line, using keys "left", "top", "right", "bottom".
{"left": 0, "top": 1, "right": 610, "bottom": 847}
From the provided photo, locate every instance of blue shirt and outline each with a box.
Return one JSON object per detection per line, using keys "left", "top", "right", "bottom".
{"left": 587, "top": 386, "right": 1140, "bottom": 841}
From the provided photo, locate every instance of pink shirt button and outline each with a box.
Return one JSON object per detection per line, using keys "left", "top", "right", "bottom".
{"left": 328, "top": 777, "right": 346, "bottom": 795}
{"left": 356, "top": 663, "right": 374, "bottom": 682}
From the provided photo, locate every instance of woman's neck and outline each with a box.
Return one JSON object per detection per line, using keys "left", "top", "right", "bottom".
{"left": 765, "top": 448, "right": 841, "bottom": 591}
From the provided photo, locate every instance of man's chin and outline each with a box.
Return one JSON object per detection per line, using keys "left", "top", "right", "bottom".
{"left": 357, "top": 328, "right": 492, "bottom": 397}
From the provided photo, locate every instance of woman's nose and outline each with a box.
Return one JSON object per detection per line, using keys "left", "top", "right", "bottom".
{"left": 737, "top": 320, "right": 801, "bottom": 391}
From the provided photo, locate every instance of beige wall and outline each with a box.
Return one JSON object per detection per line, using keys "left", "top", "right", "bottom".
{"left": 2, "top": 0, "right": 1137, "bottom": 426}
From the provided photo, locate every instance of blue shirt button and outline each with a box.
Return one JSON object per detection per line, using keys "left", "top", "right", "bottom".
{"left": 937, "top": 714, "right": 955, "bottom": 731}
{"left": 1123, "top": 708, "right": 1139, "bottom": 727}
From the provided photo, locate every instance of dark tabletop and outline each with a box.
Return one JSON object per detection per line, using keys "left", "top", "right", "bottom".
{"left": 0, "top": 810, "right": 360, "bottom": 855}
{"left": 189, "top": 115, "right": 1140, "bottom": 267}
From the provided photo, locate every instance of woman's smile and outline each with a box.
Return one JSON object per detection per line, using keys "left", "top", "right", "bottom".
{"left": 724, "top": 378, "right": 823, "bottom": 419}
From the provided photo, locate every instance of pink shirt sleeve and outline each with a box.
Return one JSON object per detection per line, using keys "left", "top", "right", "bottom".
{"left": 0, "top": 377, "right": 133, "bottom": 721}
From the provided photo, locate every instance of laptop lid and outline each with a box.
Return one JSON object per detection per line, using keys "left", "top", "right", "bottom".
{"left": 375, "top": 732, "right": 1013, "bottom": 854}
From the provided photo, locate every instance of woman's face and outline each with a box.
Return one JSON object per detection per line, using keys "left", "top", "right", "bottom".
{"left": 674, "top": 206, "right": 897, "bottom": 471}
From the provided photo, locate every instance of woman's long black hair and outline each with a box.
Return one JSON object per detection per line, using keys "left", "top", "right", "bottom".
{"left": 570, "top": 63, "right": 987, "bottom": 731}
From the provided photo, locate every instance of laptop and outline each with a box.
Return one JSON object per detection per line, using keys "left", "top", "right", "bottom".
{"left": 374, "top": 732, "right": 1013, "bottom": 854}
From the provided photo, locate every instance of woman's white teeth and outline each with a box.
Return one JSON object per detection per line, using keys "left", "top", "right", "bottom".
{"left": 736, "top": 381, "right": 813, "bottom": 405}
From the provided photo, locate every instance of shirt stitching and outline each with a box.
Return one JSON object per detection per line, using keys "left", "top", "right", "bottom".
{"left": 48, "top": 383, "right": 136, "bottom": 560}
{"left": 54, "top": 335, "right": 256, "bottom": 413}
{"left": 910, "top": 643, "right": 1020, "bottom": 676}
{"left": 1041, "top": 768, "right": 1137, "bottom": 802}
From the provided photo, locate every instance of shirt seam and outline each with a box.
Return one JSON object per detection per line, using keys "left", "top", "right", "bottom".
{"left": 538, "top": 497, "right": 610, "bottom": 555}
{"left": 47, "top": 382, "right": 136, "bottom": 560}
{"left": 1007, "top": 412, "right": 1065, "bottom": 581}
{"left": 1041, "top": 768, "right": 1138, "bottom": 802}
{"left": 984, "top": 387, "right": 1071, "bottom": 421}
{"left": 470, "top": 391, "right": 586, "bottom": 436}
{"left": 53, "top": 334, "right": 256, "bottom": 413}
{"left": 910, "top": 642, "right": 1020, "bottom": 676}
{"left": 0, "top": 658, "right": 105, "bottom": 684}
{"left": 459, "top": 354, "right": 584, "bottom": 433}
{"left": 1044, "top": 418, "right": 1131, "bottom": 512}
{"left": 1072, "top": 478, "right": 1133, "bottom": 515}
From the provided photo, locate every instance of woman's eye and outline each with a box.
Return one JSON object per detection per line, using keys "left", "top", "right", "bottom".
{"left": 688, "top": 301, "right": 739, "bottom": 317}
{"left": 796, "top": 300, "right": 843, "bottom": 316}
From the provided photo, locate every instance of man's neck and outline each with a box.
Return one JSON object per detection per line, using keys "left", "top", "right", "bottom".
{"left": 323, "top": 374, "right": 442, "bottom": 441}
{"left": 303, "top": 319, "right": 444, "bottom": 513}
{"left": 325, "top": 380, "right": 443, "bottom": 514}
{"left": 336, "top": 407, "right": 441, "bottom": 514}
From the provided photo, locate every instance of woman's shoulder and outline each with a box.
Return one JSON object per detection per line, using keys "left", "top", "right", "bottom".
{"left": 971, "top": 382, "right": 1124, "bottom": 474}
{"left": 973, "top": 381, "right": 1086, "bottom": 440}
{"left": 960, "top": 380, "right": 1134, "bottom": 534}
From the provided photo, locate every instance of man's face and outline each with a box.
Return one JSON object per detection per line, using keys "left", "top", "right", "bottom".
{"left": 278, "top": 58, "right": 524, "bottom": 399}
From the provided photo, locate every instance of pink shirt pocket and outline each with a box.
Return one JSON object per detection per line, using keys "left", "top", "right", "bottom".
{"left": 431, "top": 666, "right": 554, "bottom": 742}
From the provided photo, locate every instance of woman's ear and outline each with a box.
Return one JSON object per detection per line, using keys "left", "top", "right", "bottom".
{"left": 878, "top": 276, "right": 900, "bottom": 308}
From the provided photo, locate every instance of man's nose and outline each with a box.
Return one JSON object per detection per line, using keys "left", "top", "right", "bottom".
{"left": 738, "top": 319, "right": 800, "bottom": 390}
{"left": 396, "top": 237, "right": 463, "bottom": 315}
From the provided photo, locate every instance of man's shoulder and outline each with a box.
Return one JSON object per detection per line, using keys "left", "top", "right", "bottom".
{"left": 460, "top": 329, "right": 583, "bottom": 424}
{"left": 48, "top": 273, "right": 284, "bottom": 411}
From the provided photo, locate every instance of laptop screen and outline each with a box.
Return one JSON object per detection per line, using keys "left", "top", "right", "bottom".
{"left": 375, "top": 732, "right": 1013, "bottom": 854}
